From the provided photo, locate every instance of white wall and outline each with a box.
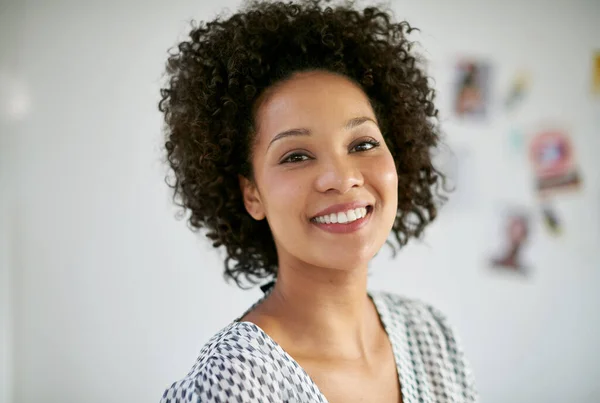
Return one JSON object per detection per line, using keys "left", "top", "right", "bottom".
{"left": 1, "top": 2, "right": 22, "bottom": 402}
{"left": 0, "top": 132, "right": 14, "bottom": 403}
{"left": 1, "top": 0, "right": 599, "bottom": 402}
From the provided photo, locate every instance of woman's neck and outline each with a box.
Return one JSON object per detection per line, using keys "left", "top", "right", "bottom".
{"left": 249, "top": 262, "right": 382, "bottom": 361}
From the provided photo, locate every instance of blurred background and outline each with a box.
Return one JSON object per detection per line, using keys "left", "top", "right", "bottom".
{"left": 1, "top": 0, "right": 599, "bottom": 402}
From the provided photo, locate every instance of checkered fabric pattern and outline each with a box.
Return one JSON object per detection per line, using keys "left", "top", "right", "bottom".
{"left": 160, "top": 291, "right": 477, "bottom": 402}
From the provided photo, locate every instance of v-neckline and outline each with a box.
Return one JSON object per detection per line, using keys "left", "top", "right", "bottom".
{"left": 233, "top": 291, "right": 408, "bottom": 403}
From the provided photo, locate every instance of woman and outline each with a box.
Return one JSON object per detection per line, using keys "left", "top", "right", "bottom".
{"left": 158, "top": 0, "right": 477, "bottom": 401}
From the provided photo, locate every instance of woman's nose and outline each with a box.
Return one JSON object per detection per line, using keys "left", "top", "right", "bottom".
{"left": 314, "top": 156, "right": 364, "bottom": 194}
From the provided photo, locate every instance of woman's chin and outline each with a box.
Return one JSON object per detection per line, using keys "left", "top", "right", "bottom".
{"left": 313, "top": 248, "right": 378, "bottom": 272}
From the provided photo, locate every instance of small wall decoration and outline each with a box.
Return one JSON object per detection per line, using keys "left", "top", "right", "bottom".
{"left": 529, "top": 129, "right": 581, "bottom": 198}
{"left": 592, "top": 51, "right": 600, "bottom": 95}
{"left": 541, "top": 204, "right": 561, "bottom": 235}
{"left": 505, "top": 71, "right": 530, "bottom": 111}
{"left": 508, "top": 127, "right": 525, "bottom": 154}
{"left": 453, "top": 59, "right": 491, "bottom": 119}
{"left": 489, "top": 208, "right": 531, "bottom": 275}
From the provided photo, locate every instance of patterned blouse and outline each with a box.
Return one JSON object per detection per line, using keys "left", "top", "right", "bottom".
{"left": 160, "top": 287, "right": 478, "bottom": 402}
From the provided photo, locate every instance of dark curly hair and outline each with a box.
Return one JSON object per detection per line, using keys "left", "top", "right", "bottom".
{"left": 159, "top": 0, "right": 447, "bottom": 288}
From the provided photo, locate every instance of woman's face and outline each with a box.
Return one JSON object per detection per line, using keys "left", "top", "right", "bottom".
{"left": 241, "top": 70, "right": 398, "bottom": 273}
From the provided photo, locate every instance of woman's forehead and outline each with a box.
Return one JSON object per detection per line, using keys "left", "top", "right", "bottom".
{"left": 254, "top": 71, "right": 375, "bottom": 139}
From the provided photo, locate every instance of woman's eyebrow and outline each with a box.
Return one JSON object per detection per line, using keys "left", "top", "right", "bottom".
{"left": 267, "top": 116, "right": 377, "bottom": 150}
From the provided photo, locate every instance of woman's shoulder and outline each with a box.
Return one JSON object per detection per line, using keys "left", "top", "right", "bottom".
{"left": 370, "top": 290, "right": 469, "bottom": 352}
{"left": 159, "top": 321, "right": 267, "bottom": 403}
{"left": 370, "top": 290, "right": 479, "bottom": 401}
{"left": 370, "top": 290, "right": 458, "bottom": 331}
{"left": 159, "top": 321, "right": 324, "bottom": 403}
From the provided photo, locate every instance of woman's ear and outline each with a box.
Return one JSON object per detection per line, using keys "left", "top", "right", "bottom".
{"left": 239, "top": 175, "right": 266, "bottom": 220}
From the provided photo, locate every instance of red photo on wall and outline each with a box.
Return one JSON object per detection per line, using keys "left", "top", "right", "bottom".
{"left": 529, "top": 130, "right": 581, "bottom": 197}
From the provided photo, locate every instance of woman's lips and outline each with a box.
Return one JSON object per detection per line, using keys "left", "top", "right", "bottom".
{"left": 311, "top": 206, "right": 373, "bottom": 234}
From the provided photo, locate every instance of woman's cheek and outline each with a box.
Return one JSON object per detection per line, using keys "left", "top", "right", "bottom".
{"left": 265, "top": 170, "right": 308, "bottom": 213}
{"left": 374, "top": 153, "right": 398, "bottom": 189}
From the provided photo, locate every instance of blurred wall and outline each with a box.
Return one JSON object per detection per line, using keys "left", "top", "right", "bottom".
{"left": 1, "top": 0, "right": 599, "bottom": 402}
{"left": 0, "top": 138, "right": 14, "bottom": 403}
{"left": 1, "top": 2, "right": 21, "bottom": 403}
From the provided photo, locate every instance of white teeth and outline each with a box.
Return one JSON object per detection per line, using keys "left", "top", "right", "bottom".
{"left": 314, "top": 207, "right": 369, "bottom": 225}
{"left": 347, "top": 210, "right": 357, "bottom": 221}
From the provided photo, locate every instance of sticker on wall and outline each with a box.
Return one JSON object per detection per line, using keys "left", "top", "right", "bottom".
{"left": 592, "top": 50, "right": 600, "bottom": 95}
{"left": 453, "top": 59, "right": 491, "bottom": 119}
{"left": 489, "top": 207, "right": 531, "bottom": 275}
{"left": 529, "top": 129, "right": 581, "bottom": 198}
{"left": 505, "top": 71, "right": 530, "bottom": 111}
{"left": 508, "top": 127, "right": 525, "bottom": 154}
{"left": 541, "top": 204, "right": 561, "bottom": 235}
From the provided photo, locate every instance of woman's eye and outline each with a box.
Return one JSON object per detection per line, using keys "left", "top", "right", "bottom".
{"left": 351, "top": 139, "right": 380, "bottom": 153}
{"left": 281, "top": 153, "right": 310, "bottom": 164}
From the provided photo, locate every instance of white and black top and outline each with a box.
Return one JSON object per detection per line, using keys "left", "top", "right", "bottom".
{"left": 160, "top": 287, "right": 478, "bottom": 402}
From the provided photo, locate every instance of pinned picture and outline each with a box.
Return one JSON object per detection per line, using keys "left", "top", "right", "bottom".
{"left": 453, "top": 59, "right": 491, "bottom": 119}
{"left": 505, "top": 71, "right": 530, "bottom": 111}
{"left": 592, "top": 51, "right": 600, "bottom": 95}
{"left": 489, "top": 208, "right": 531, "bottom": 275}
{"left": 529, "top": 129, "right": 581, "bottom": 197}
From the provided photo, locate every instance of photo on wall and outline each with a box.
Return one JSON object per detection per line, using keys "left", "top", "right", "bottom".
{"left": 488, "top": 206, "right": 531, "bottom": 276}
{"left": 529, "top": 128, "right": 581, "bottom": 198}
{"left": 453, "top": 59, "right": 492, "bottom": 119}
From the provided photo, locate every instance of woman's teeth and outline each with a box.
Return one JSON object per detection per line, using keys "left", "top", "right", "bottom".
{"left": 314, "top": 207, "right": 368, "bottom": 224}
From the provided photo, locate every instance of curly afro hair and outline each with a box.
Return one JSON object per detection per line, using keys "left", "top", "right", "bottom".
{"left": 159, "top": 0, "right": 447, "bottom": 288}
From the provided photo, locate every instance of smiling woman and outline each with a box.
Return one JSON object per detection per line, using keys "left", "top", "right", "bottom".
{"left": 158, "top": 1, "right": 477, "bottom": 402}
